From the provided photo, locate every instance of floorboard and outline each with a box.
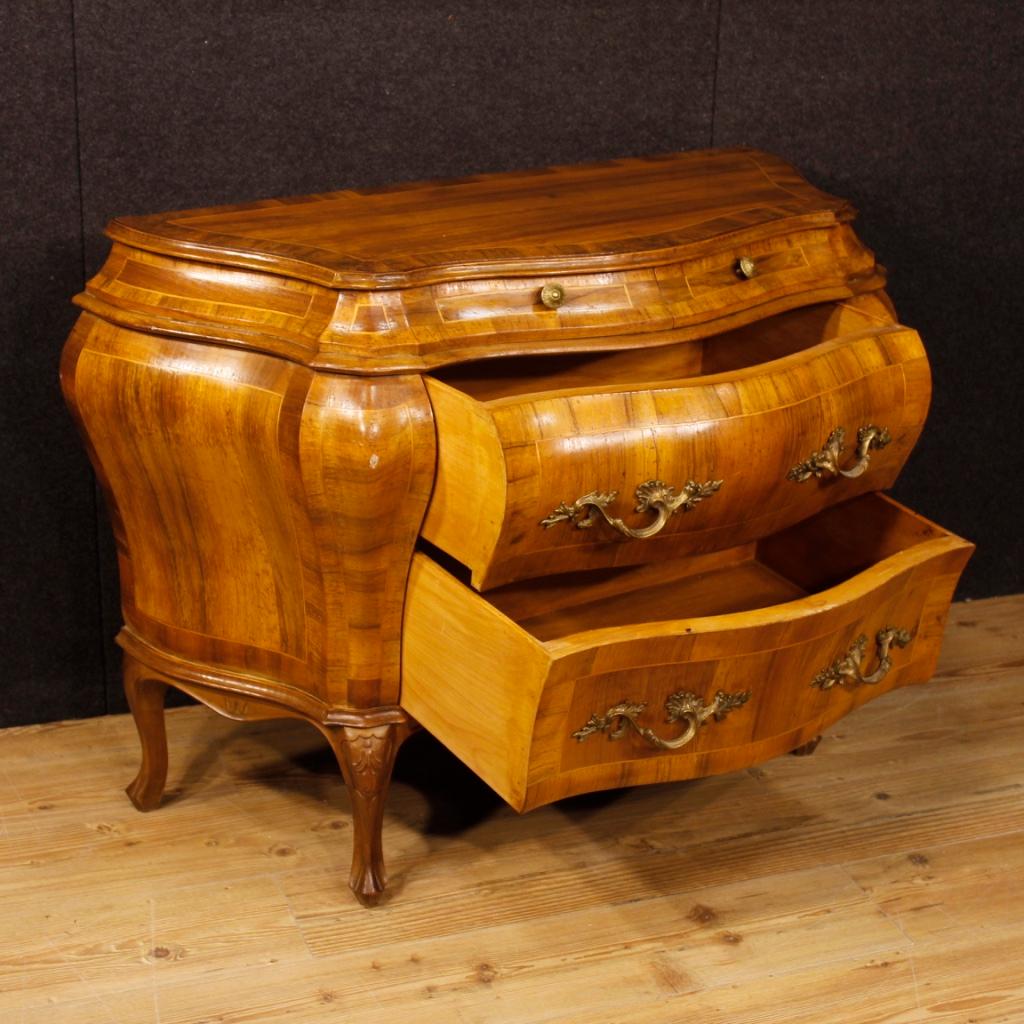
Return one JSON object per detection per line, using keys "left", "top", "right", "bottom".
{"left": 2, "top": 595, "right": 1022, "bottom": 1023}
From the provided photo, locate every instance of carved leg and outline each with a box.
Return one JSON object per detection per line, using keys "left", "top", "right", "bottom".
{"left": 123, "top": 656, "right": 170, "bottom": 810}
{"left": 791, "top": 735, "right": 823, "bottom": 757}
{"left": 324, "top": 721, "right": 411, "bottom": 906}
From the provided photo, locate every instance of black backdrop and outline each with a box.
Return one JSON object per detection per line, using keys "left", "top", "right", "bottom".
{"left": 2, "top": 1, "right": 1021, "bottom": 727}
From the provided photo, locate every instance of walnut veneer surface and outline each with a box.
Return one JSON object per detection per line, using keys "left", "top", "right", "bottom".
{"left": 60, "top": 148, "right": 972, "bottom": 905}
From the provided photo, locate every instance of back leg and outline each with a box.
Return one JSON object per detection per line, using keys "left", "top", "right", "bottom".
{"left": 790, "top": 735, "right": 822, "bottom": 758}
{"left": 123, "top": 655, "right": 170, "bottom": 811}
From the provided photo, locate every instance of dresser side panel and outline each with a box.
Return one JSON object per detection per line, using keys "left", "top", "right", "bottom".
{"left": 63, "top": 315, "right": 319, "bottom": 690}
{"left": 62, "top": 314, "right": 436, "bottom": 710}
{"left": 401, "top": 554, "right": 551, "bottom": 810}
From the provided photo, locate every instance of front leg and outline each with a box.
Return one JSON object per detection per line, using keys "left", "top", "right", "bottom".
{"left": 123, "top": 655, "right": 170, "bottom": 811}
{"left": 325, "top": 721, "right": 412, "bottom": 906}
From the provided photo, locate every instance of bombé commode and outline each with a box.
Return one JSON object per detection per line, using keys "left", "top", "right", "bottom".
{"left": 60, "top": 149, "right": 973, "bottom": 905}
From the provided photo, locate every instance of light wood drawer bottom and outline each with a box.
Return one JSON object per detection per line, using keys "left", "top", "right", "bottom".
{"left": 402, "top": 494, "right": 973, "bottom": 812}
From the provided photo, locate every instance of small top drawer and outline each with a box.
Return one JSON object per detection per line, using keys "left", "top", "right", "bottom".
{"left": 420, "top": 294, "right": 931, "bottom": 589}
{"left": 381, "top": 223, "right": 873, "bottom": 367}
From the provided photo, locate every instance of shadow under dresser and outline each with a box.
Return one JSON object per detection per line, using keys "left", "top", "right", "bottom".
{"left": 60, "top": 148, "right": 973, "bottom": 904}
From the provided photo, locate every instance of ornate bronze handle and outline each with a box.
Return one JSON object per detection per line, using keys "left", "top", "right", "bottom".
{"left": 539, "top": 282, "right": 566, "bottom": 309}
{"left": 572, "top": 689, "right": 751, "bottom": 750}
{"left": 541, "top": 478, "right": 722, "bottom": 539}
{"left": 811, "top": 627, "right": 913, "bottom": 690}
{"left": 787, "top": 425, "right": 891, "bottom": 482}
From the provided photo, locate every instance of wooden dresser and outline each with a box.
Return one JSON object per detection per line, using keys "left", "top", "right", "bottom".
{"left": 60, "top": 149, "right": 973, "bottom": 905}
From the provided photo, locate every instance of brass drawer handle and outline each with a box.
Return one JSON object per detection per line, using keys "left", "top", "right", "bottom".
{"left": 541, "top": 478, "right": 722, "bottom": 539}
{"left": 735, "top": 255, "right": 758, "bottom": 279}
{"left": 539, "top": 282, "right": 566, "bottom": 309}
{"left": 787, "top": 424, "right": 891, "bottom": 482}
{"left": 572, "top": 689, "right": 751, "bottom": 750}
{"left": 812, "top": 627, "right": 912, "bottom": 690}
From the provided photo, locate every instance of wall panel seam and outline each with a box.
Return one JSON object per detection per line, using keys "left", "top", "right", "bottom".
{"left": 709, "top": 0, "right": 723, "bottom": 148}
{"left": 69, "top": 0, "right": 110, "bottom": 713}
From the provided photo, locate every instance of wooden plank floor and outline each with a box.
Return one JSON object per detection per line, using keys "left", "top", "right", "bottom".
{"left": 1, "top": 595, "right": 1022, "bottom": 1023}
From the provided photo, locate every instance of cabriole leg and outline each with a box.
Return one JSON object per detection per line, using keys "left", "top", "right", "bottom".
{"left": 325, "top": 721, "right": 411, "bottom": 906}
{"left": 123, "top": 656, "right": 170, "bottom": 811}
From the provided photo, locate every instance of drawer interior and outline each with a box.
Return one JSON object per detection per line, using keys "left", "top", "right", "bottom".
{"left": 475, "top": 493, "right": 947, "bottom": 641}
{"left": 430, "top": 294, "right": 896, "bottom": 402}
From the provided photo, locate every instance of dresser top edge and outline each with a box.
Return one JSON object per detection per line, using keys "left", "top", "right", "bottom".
{"left": 103, "top": 147, "right": 855, "bottom": 290}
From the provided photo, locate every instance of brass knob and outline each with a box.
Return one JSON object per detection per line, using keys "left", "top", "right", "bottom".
{"left": 735, "top": 256, "right": 757, "bottom": 280}
{"left": 539, "top": 282, "right": 566, "bottom": 309}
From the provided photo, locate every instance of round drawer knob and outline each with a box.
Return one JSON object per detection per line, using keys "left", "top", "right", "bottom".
{"left": 735, "top": 256, "right": 758, "bottom": 280}
{"left": 539, "top": 282, "right": 566, "bottom": 309}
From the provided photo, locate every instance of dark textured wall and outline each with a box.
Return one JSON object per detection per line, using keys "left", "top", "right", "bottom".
{"left": 0, "top": 2, "right": 106, "bottom": 725}
{"left": 713, "top": 0, "right": 1024, "bottom": 600}
{"left": 2, "top": 0, "right": 1020, "bottom": 726}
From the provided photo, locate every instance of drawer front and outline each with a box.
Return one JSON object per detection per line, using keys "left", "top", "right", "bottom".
{"left": 550, "top": 575, "right": 946, "bottom": 781}
{"left": 402, "top": 496, "right": 973, "bottom": 812}
{"left": 423, "top": 324, "right": 930, "bottom": 590}
{"left": 410, "top": 225, "right": 862, "bottom": 351}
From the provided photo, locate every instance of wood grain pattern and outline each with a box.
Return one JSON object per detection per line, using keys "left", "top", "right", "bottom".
{"left": 60, "top": 315, "right": 435, "bottom": 710}
{"left": 74, "top": 151, "right": 883, "bottom": 372}
{"left": 74, "top": 227, "right": 881, "bottom": 374}
{"left": 59, "top": 148, "right": 966, "bottom": 906}
{"left": 104, "top": 149, "right": 859, "bottom": 287}
{"left": 423, "top": 296, "right": 931, "bottom": 589}
{"left": 402, "top": 495, "right": 973, "bottom": 811}
{"left": 2, "top": 595, "right": 1021, "bottom": 1022}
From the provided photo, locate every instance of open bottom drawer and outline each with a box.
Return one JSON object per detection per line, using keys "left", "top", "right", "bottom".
{"left": 402, "top": 494, "right": 973, "bottom": 812}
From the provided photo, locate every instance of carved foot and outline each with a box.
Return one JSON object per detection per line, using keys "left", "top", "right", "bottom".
{"left": 123, "top": 656, "right": 170, "bottom": 811}
{"left": 790, "top": 736, "right": 823, "bottom": 758}
{"left": 326, "top": 722, "right": 411, "bottom": 906}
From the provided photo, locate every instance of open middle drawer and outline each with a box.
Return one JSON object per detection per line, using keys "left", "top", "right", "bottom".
{"left": 403, "top": 494, "right": 973, "bottom": 812}
{"left": 421, "top": 296, "right": 931, "bottom": 589}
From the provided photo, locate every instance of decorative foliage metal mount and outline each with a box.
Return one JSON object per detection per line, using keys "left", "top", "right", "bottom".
{"left": 811, "top": 626, "right": 913, "bottom": 690}
{"left": 572, "top": 689, "right": 751, "bottom": 751}
{"left": 787, "top": 424, "right": 891, "bottom": 482}
{"left": 541, "top": 478, "right": 723, "bottom": 540}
